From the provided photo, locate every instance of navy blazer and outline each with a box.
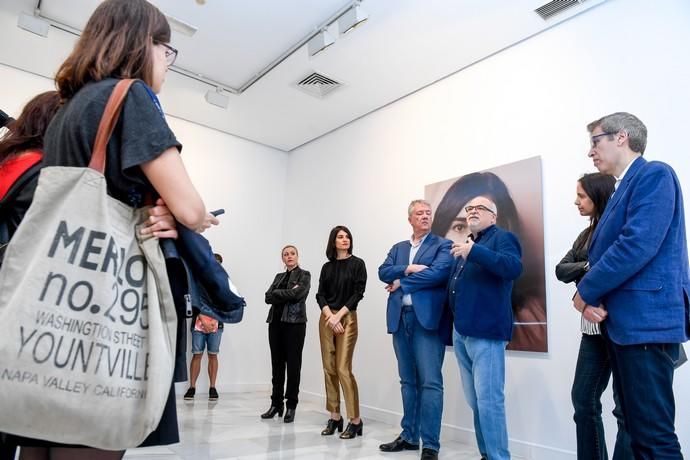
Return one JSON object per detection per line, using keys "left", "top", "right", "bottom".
{"left": 378, "top": 233, "right": 453, "bottom": 334}
{"left": 449, "top": 225, "right": 522, "bottom": 341}
{"left": 578, "top": 157, "right": 690, "bottom": 345}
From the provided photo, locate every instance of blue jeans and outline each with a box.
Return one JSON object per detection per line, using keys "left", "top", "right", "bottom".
{"left": 392, "top": 306, "right": 445, "bottom": 452}
{"left": 453, "top": 329, "right": 510, "bottom": 460}
{"left": 191, "top": 328, "right": 223, "bottom": 354}
{"left": 572, "top": 334, "right": 633, "bottom": 460}
{"left": 603, "top": 328, "right": 683, "bottom": 460}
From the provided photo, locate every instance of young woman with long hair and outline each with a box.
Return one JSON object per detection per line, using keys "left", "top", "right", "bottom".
{"left": 12, "top": 0, "right": 217, "bottom": 458}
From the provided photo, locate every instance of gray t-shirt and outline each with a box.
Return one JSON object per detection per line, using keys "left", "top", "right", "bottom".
{"left": 44, "top": 78, "right": 181, "bottom": 206}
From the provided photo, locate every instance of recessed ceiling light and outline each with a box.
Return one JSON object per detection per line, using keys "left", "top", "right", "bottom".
{"left": 165, "top": 14, "right": 198, "bottom": 37}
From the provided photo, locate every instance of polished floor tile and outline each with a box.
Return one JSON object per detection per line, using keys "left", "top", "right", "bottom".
{"left": 124, "top": 390, "right": 484, "bottom": 460}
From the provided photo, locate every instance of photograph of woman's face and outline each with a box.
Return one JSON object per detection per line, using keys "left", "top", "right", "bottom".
{"left": 425, "top": 157, "right": 548, "bottom": 352}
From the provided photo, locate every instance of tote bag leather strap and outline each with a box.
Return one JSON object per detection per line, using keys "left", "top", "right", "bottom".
{"left": 88, "top": 79, "right": 136, "bottom": 174}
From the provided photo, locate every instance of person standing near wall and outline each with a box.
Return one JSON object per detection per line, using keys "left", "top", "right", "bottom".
{"left": 184, "top": 253, "right": 226, "bottom": 402}
{"left": 316, "top": 225, "right": 367, "bottom": 439}
{"left": 448, "top": 196, "right": 522, "bottom": 460}
{"left": 261, "top": 245, "right": 310, "bottom": 423}
{"left": 574, "top": 112, "right": 689, "bottom": 458}
{"left": 378, "top": 199, "right": 453, "bottom": 460}
{"left": 555, "top": 173, "right": 632, "bottom": 460}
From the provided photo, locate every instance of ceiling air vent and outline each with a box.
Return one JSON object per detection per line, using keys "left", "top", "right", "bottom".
{"left": 535, "top": 0, "right": 585, "bottom": 20}
{"left": 294, "top": 72, "right": 342, "bottom": 99}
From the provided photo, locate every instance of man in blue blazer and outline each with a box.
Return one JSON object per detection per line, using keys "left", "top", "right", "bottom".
{"left": 574, "top": 112, "right": 689, "bottom": 459}
{"left": 378, "top": 199, "right": 453, "bottom": 460}
{"left": 448, "top": 196, "right": 522, "bottom": 460}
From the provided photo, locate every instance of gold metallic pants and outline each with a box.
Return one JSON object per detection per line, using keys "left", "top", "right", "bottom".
{"left": 319, "top": 311, "right": 360, "bottom": 419}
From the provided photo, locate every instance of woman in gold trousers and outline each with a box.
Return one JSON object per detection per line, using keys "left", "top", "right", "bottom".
{"left": 315, "top": 225, "right": 367, "bottom": 439}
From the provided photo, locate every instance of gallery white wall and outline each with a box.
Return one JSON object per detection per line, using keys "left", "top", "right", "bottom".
{"left": 2, "top": 0, "right": 690, "bottom": 458}
{"left": 283, "top": 0, "right": 690, "bottom": 458}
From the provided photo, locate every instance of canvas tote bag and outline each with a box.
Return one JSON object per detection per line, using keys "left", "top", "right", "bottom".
{"left": 0, "top": 79, "right": 177, "bottom": 449}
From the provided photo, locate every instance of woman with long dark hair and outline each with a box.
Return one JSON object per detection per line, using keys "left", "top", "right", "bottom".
{"left": 262, "top": 245, "right": 311, "bottom": 423}
{"left": 555, "top": 172, "right": 632, "bottom": 460}
{"left": 315, "top": 225, "right": 366, "bottom": 439}
{"left": 11, "top": 0, "right": 217, "bottom": 458}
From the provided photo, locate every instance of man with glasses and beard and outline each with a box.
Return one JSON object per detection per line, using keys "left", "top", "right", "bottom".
{"left": 448, "top": 196, "right": 522, "bottom": 460}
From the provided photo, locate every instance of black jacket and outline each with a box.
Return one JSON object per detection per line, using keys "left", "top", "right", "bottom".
{"left": 265, "top": 267, "right": 311, "bottom": 323}
{"left": 555, "top": 227, "right": 590, "bottom": 285}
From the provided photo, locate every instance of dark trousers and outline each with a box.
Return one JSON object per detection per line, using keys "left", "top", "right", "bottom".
{"left": 572, "top": 334, "right": 633, "bottom": 460}
{"left": 268, "top": 321, "right": 306, "bottom": 409}
{"left": 0, "top": 435, "right": 17, "bottom": 460}
{"left": 603, "top": 327, "right": 683, "bottom": 459}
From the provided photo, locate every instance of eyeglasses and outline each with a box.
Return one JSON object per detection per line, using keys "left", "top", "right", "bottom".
{"left": 158, "top": 42, "right": 178, "bottom": 67}
{"left": 464, "top": 204, "right": 495, "bottom": 215}
{"left": 590, "top": 132, "right": 615, "bottom": 148}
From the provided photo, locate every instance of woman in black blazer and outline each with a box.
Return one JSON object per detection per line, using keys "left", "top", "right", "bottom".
{"left": 261, "top": 245, "right": 311, "bottom": 423}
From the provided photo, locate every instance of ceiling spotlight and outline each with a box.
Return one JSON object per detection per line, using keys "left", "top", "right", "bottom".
{"left": 307, "top": 29, "right": 335, "bottom": 57}
{"left": 205, "top": 87, "right": 229, "bottom": 109}
{"left": 17, "top": 12, "right": 49, "bottom": 37}
{"left": 338, "top": 4, "right": 368, "bottom": 35}
{"left": 165, "top": 14, "right": 198, "bottom": 37}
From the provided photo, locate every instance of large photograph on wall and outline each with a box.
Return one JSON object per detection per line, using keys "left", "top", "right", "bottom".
{"left": 425, "top": 156, "right": 547, "bottom": 352}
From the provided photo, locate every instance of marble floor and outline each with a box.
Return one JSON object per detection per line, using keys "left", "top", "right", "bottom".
{"left": 123, "top": 390, "right": 484, "bottom": 460}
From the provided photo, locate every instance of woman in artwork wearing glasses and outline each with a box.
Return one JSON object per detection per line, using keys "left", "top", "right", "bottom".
{"left": 316, "top": 225, "right": 367, "bottom": 439}
{"left": 261, "top": 245, "right": 311, "bottom": 423}
{"left": 555, "top": 173, "right": 633, "bottom": 460}
{"left": 13, "top": 0, "right": 217, "bottom": 459}
{"left": 430, "top": 171, "right": 546, "bottom": 352}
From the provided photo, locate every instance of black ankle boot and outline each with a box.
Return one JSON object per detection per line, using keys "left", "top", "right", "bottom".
{"left": 321, "top": 417, "right": 343, "bottom": 435}
{"left": 260, "top": 406, "right": 283, "bottom": 419}
{"left": 339, "top": 419, "right": 363, "bottom": 439}
{"left": 283, "top": 408, "right": 296, "bottom": 423}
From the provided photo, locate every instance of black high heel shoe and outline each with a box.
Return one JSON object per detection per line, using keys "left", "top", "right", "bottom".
{"left": 339, "top": 420, "right": 363, "bottom": 439}
{"left": 260, "top": 406, "right": 284, "bottom": 419}
{"left": 321, "top": 417, "right": 343, "bottom": 435}
{"left": 283, "top": 408, "right": 296, "bottom": 423}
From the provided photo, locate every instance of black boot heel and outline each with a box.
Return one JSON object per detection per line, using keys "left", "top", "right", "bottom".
{"left": 340, "top": 420, "right": 363, "bottom": 439}
{"left": 321, "top": 417, "right": 343, "bottom": 435}
{"left": 260, "top": 406, "right": 284, "bottom": 419}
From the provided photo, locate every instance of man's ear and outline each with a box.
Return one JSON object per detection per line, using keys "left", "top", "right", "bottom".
{"left": 617, "top": 130, "right": 628, "bottom": 146}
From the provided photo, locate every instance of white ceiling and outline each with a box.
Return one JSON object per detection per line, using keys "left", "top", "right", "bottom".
{"left": 1, "top": 0, "right": 607, "bottom": 151}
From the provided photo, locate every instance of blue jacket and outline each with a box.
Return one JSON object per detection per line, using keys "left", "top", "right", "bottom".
{"left": 449, "top": 225, "right": 522, "bottom": 341}
{"left": 578, "top": 157, "right": 690, "bottom": 345}
{"left": 378, "top": 233, "right": 453, "bottom": 334}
